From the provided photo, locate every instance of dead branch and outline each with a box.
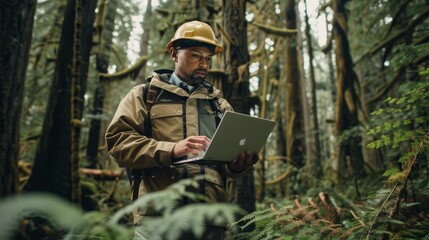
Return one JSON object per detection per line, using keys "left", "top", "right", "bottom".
{"left": 80, "top": 167, "right": 124, "bottom": 180}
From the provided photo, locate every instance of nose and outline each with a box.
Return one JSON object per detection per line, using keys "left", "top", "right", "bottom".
{"left": 199, "top": 58, "right": 210, "bottom": 68}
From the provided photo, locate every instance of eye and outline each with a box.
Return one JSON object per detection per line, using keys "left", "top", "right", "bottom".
{"left": 190, "top": 53, "right": 212, "bottom": 63}
{"left": 191, "top": 53, "right": 202, "bottom": 60}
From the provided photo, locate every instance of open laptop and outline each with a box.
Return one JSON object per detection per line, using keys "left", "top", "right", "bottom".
{"left": 173, "top": 111, "right": 276, "bottom": 165}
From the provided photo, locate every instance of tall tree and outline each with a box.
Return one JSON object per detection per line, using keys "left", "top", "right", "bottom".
{"left": 302, "top": 0, "right": 322, "bottom": 178}
{"left": 331, "top": 0, "right": 365, "bottom": 192}
{"left": 133, "top": 0, "right": 152, "bottom": 85}
{"left": 24, "top": 0, "right": 97, "bottom": 203}
{"left": 0, "top": 0, "right": 37, "bottom": 197}
{"left": 283, "top": 0, "right": 306, "bottom": 192}
{"left": 86, "top": 0, "right": 118, "bottom": 168}
{"left": 222, "top": 0, "right": 256, "bottom": 217}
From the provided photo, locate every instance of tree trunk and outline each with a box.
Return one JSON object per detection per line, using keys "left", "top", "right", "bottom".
{"left": 86, "top": 0, "right": 118, "bottom": 168}
{"left": 24, "top": 0, "right": 97, "bottom": 204}
{"left": 284, "top": 0, "right": 306, "bottom": 191}
{"left": 0, "top": 0, "right": 37, "bottom": 197}
{"left": 321, "top": 0, "right": 336, "bottom": 161}
{"left": 222, "top": 0, "right": 256, "bottom": 225}
{"left": 134, "top": 0, "right": 152, "bottom": 85}
{"left": 303, "top": 0, "right": 322, "bottom": 178}
{"left": 332, "top": 0, "right": 365, "bottom": 192}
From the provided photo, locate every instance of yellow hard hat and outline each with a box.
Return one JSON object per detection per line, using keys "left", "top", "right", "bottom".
{"left": 166, "top": 21, "right": 223, "bottom": 54}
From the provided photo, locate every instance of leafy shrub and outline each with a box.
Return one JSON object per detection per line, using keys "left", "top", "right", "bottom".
{"left": 0, "top": 177, "right": 245, "bottom": 240}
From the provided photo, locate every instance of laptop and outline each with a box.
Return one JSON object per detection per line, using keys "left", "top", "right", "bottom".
{"left": 173, "top": 111, "right": 276, "bottom": 165}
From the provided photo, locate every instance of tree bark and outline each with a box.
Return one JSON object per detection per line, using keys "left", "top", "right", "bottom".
{"left": 24, "top": 0, "right": 97, "bottom": 204}
{"left": 284, "top": 0, "right": 306, "bottom": 172}
{"left": 133, "top": 0, "right": 151, "bottom": 85}
{"left": 0, "top": 0, "right": 37, "bottom": 197}
{"left": 332, "top": 0, "right": 365, "bottom": 190}
{"left": 302, "top": 0, "right": 322, "bottom": 178}
{"left": 222, "top": 0, "right": 256, "bottom": 226}
{"left": 86, "top": 0, "right": 118, "bottom": 168}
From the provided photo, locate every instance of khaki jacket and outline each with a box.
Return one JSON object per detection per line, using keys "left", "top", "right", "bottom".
{"left": 105, "top": 72, "right": 246, "bottom": 224}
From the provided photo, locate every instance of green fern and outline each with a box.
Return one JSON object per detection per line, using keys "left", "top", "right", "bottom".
{"left": 0, "top": 177, "right": 246, "bottom": 240}
{"left": 109, "top": 176, "right": 206, "bottom": 224}
{"left": 135, "top": 203, "right": 244, "bottom": 240}
{"left": 364, "top": 67, "right": 429, "bottom": 239}
{"left": 233, "top": 203, "right": 347, "bottom": 240}
{"left": 0, "top": 193, "right": 85, "bottom": 240}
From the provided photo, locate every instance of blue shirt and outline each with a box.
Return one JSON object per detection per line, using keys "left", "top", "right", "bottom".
{"left": 170, "top": 72, "right": 196, "bottom": 93}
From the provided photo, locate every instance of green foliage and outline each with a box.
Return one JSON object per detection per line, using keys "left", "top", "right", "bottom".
{"left": 233, "top": 185, "right": 429, "bottom": 240}
{"left": 390, "top": 43, "right": 429, "bottom": 71}
{"left": 0, "top": 193, "right": 132, "bottom": 240}
{"left": 109, "top": 177, "right": 208, "bottom": 224}
{"left": 367, "top": 69, "right": 429, "bottom": 149}
{"left": 136, "top": 203, "right": 243, "bottom": 240}
{"left": 232, "top": 204, "right": 344, "bottom": 240}
{"left": 367, "top": 68, "right": 429, "bottom": 181}
{"left": 338, "top": 126, "right": 364, "bottom": 144}
{"left": 110, "top": 176, "right": 245, "bottom": 239}
{"left": 0, "top": 193, "right": 84, "bottom": 240}
{"left": 0, "top": 177, "right": 245, "bottom": 240}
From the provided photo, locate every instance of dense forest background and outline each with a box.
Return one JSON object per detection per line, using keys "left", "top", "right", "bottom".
{"left": 1, "top": 0, "right": 428, "bottom": 239}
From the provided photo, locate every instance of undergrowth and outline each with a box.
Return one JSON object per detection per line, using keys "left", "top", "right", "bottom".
{"left": 232, "top": 68, "right": 429, "bottom": 239}
{"left": 0, "top": 177, "right": 244, "bottom": 240}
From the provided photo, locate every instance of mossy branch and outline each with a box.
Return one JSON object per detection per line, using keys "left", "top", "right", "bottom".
{"left": 99, "top": 55, "right": 148, "bottom": 81}
{"left": 249, "top": 21, "right": 297, "bottom": 37}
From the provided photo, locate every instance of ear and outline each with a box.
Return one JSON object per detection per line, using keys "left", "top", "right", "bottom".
{"left": 169, "top": 48, "right": 178, "bottom": 62}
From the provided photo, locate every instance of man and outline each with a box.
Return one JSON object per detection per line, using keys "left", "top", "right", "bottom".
{"left": 105, "top": 20, "right": 258, "bottom": 239}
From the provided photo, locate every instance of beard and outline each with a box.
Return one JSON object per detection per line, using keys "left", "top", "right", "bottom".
{"left": 189, "top": 68, "right": 207, "bottom": 85}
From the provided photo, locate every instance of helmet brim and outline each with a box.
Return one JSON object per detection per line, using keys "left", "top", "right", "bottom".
{"left": 166, "top": 37, "right": 223, "bottom": 54}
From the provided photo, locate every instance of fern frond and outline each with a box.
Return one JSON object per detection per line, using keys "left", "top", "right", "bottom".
{"left": 233, "top": 208, "right": 281, "bottom": 230}
{"left": 137, "top": 203, "right": 244, "bottom": 240}
{"left": 307, "top": 232, "right": 323, "bottom": 240}
{"left": 0, "top": 193, "right": 84, "bottom": 240}
{"left": 277, "top": 219, "right": 305, "bottom": 234}
{"left": 64, "top": 212, "right": 132, "bottom": 240}
{"left": 109, "top": 177, "right": 204, "bottom": 224}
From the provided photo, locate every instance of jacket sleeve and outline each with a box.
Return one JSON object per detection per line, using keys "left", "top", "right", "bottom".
{"left": 105, "top": 85, "right": 176, "bottom": 169}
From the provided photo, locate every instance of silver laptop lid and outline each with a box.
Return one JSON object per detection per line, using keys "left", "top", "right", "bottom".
{"left": 173, "top": 111, "right": 276, "bottom": 165}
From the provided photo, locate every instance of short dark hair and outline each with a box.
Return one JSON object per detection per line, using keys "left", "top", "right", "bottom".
{"left": 173, "top": 39, "right": 216, "bottom": 53}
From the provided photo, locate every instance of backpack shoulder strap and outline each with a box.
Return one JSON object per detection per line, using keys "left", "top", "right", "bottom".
{"left": 209, "top": 97, "right": 222, "bottom": 127}
{"left": 128, "top": 71, "right": 172, "bottom": 201}
{"left": 143, "top": 69, "right": 173, "bottom": 110}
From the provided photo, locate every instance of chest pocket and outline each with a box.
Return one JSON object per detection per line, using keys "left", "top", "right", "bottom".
{"left": 198, "top": 99, "right": 217, "bottom": 138}
{"left": 150, "top": 103, "right": 184, "bottom": 141}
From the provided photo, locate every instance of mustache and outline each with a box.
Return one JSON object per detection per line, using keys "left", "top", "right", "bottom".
{"left": 194, "top": 68, "right": 207, "bottom": 73}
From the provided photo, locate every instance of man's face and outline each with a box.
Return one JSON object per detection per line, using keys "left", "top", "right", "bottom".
{"left": 173, "top": 47, "right": 214, "bottom": 86}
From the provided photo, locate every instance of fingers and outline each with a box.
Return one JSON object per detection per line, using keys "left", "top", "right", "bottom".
{"left": 228, "top": 151, "right": 259, "bottom": 173}
{"left": 187, "top": 136, "right": 211, "bottom": 150}
{"left": 252, "top": 152, "right": 259, "bottom": 164}
{"left": 172, "top": 136, "right": 211, "bottom": 158}
{"left": 240, "top": 151, "right": 257, "bottom": 165}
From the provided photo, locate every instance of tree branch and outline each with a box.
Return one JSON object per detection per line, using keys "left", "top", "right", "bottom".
{"left": 249, "top": 21, "right": 297, "bottom": 37}
{"left": 99, "top": 55, "right": 147, "bottom": 81}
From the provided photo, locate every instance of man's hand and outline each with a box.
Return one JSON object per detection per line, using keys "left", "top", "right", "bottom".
{"left": 172, "top": 136, "right": 211, "bottom": 158}
{"left": 227, "top": 151, "right": 259, "bottom": 173}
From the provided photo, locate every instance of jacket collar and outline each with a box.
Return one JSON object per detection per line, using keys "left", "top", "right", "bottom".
{"left": 150, "top": 72, "right": 222, "bottom": 98}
